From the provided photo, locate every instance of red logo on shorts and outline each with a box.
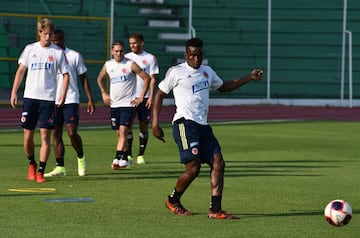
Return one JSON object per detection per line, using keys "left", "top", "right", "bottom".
{"left": 192, "top": 148, "right": 198, "bottom": 155}
{"left": 21, "top": 116, "right": 26, "bottom": 123}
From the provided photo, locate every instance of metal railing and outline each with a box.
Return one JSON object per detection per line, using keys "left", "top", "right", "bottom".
{"left": 340, "top": 0, "right": 353, "bottom": 108}
{"left": 188, "top": 0, "right": 196, "bottom": 38}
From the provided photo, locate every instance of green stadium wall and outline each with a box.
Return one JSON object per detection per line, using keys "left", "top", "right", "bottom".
{"left": 0, "top": 0, "right": 359, "bottom": 102}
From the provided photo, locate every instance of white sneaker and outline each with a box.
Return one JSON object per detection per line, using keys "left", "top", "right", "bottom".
{"left": 111, "top": 159, "right": 120, "bottom": 170}
{"left": 118, "top": 159, "right": 129, "bottom": 168}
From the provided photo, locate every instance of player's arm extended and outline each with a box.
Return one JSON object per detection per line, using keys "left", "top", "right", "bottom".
{"left": 217, "top": 69, "right": 263, "bottom": 93}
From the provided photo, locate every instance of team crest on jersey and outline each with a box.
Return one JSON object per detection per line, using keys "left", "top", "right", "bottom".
{"left": 122, "top": 68, "right": 127, "bottom": 74}
{"left": 142, "top": 59, "right": 147, "bottom": 65}
{"left": 203, "top": 71, "right": 209, "bottom": 78}
{"left": 48, "top": 55, "right": 54, "bottom": 62}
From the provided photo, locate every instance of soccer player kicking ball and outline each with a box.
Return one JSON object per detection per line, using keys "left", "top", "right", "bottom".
{"left": 152, "top": 38, "right": 263, "bottom": 219}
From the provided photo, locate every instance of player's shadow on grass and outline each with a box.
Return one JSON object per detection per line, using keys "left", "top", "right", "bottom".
{"left": 82, "top": 169, "right": 186, "bottom": 180}
{"left": 81, "top": 166, "right": 322, "bottom": 180}
{"left": 68, "top": 158, "right": 342, "bottom": 180}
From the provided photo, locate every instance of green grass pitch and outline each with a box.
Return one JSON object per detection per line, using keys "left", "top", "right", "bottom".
{"left": 0, "top": 120, "right": 359, "bottom": 237}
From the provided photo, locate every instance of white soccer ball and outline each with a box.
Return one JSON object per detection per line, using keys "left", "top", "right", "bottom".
{"left": 324, "top": 199, "right": 352, "bottom": 226}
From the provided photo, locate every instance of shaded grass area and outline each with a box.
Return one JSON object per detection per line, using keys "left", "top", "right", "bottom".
{"left": 0, "top": 121, "right": 359, "bottom": 237}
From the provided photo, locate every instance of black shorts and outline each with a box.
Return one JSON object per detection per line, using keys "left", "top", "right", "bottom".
{"left": 21, "top": 98, "right": 55, "bottom": 130}
{"left": 172, "top": 118, "right": 221, "bottom": 164}
{"left": 54, "top": 103, "right": 79, "bottom": 126}
{"left": 134, "top": 98, "right": 151, "bottom": 123}
{"left": 110, "top": 107, "right": 135, "bottom": 130}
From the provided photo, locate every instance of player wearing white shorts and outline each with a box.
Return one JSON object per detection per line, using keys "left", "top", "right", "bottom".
{"left": 152, "top": 37, "right": 263, "bottom": 219}
{"left": 125, "top": 33, "right": 159, "bottom": 164}
{"left": 45, "top": 29, "right": 95, "bottom": 178}
{"left": 10, "top": 18, "right": 70, "bottom": 183}
{"left": 97, "top": 40, "right": 150, "bottom": 169}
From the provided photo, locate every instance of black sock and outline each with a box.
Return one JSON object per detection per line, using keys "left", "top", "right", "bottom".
{"left": 77, "top": 151, "right": 84, "bottom": 158}
{"left": 168, "top": 188, "right": 183, "bottom": 204}
{"left": 127, "top": 132, "right": 133, "bottom": 157}
{"left": 210, "top": 195, "right": 222, "bottom": 212}
{"left": 116, "top": 151, "right": 127, "bottom": 161}
{"left": 56, "top": 157, "right": 64, "bottom": 167}
{"left": 138, "top": 132, "right": 148, "bottom": 156}
{"left": 28, "top": 155, "right": 36, "bottom": 165}
{"left": 38, "top": 161, "right": 47, "bottom": 174}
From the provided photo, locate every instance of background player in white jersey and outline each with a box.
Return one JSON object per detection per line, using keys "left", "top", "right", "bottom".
{"left": 10, "top": 18, "right": 70, "bottom": 183}
{"left": 44, "top": 29, "right": 95, "bottom": 178}
{"left": 125, "top": 33, "right": 159, "bottom": 164}
{"left": 152, "top": 38, "right": 263, "bottom": 218}
{"left": 97, "top": 40, "right": 150, "bottom": 169}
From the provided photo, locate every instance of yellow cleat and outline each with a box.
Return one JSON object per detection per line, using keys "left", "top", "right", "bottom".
{"left": 44, "top": 166, "right": 66, "bottom": 177}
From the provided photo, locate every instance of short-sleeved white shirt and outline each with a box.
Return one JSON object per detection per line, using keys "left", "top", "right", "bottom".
{"left": 125, "top": 51, "right": 159, "bottom": 98}
{"left": 158, "top": 62, "right": 223, "bottom": 125}
{"left": 105, "top": 57, "right": 137, "bottom": 108}
{"left": 19, "top": 42, "right": 69, "bottom": 101}
{"left": 56, "top": 47, "right": 87, "bottom": 104}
